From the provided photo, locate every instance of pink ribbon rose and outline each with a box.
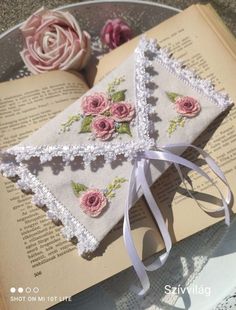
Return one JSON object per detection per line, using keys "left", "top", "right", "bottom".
{"left": 91, "top": 116, "right": 115, "bottom": 140}
{"left": 100, "top": 18, "right": 132, "bottom": 50}
{"left": 175, "top": 96, "right": 201, "bottom": 117}
{"left": 20, "top": 7, "right": 91, "bottom": 74}
{"left": 110, "top": 102, "right": 135, "bottom": 122}
{"left": 80, "top": 189, "right": 107, "bottom": 217}
{"left": 82, "top": 93, "right": 110, "bottom": 116}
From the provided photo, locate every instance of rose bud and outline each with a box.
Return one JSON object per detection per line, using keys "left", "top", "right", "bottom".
{"left": 175, "top": 96, "right": 201, "bottom": 117}
{"left": 100, "top": 18, "right": 132, "bottom": 50}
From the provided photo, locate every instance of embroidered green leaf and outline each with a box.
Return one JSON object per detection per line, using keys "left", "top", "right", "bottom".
{"left": 71, "top": 181, "right": 88, "bottom": 196}
{"left": 107, "top": 192, "right": 115, "bottom": 199}
{"left": 105, "top": 177, "right": 127, "bottom": 200}
{"left": 79, "top": 115, "right": 93, "bottom": 133}
{"left": 61, "top": 114, "right": 81, "bottom": 132}
{"left": 165, "top": 92, "right": 182, "bottom": 103}
{"left": 116, "top": 123, "right": 132, "bottom": 136}
{"left": 167, "top": 116, "right": 186, "bottom": 136}
{"left": 107, "top": 76, "right": 126, "bottom": 96}
{"left": 103, "top": 110, "right": 112, "bottom": 116}
{"left": 178, "top": 116, "right": 186, "bottom": 127}
{"left": 111, "top": 90, "right": 126, "bottom": 102}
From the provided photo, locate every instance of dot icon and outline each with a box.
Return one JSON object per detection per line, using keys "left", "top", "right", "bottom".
{"left": 10, "top": 287, "right": 16, "bottom": 293}
{"left": 33, "top": 287, "right": 39, "bottom": 293}
{"left": 18, "top": 287, "right": 24, "bottom": 293}
{"left": 25, "top": 287, "right": 31, "bottom": 293}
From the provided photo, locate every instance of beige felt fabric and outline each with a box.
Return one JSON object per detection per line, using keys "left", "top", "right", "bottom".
{"left": 14, "top": 53, "right": 223, "bottom": 243}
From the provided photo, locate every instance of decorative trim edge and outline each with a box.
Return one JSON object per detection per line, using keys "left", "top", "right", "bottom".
{"left": 0, "top": 162, "right": 99, "bottom": 255}
{"left": 144, "top": 37, "right": 233, "bottom": 110}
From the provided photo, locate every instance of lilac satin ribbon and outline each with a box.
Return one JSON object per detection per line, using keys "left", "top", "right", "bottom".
{"left": 123, "top": 144, "right": 232, "bottom": 295}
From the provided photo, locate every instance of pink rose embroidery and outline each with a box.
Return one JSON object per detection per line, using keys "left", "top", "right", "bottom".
{"left": 166, "top": 92, "right": 201, "bottom": 136}
{"left": 110, "top": 102, "right": 135, "bottom": 122}
{"left": 91, "top": 116, "right": 115, "bottom": 140}
{"left": 60, "top": 76, "right": 135, "bottom": 139}
{"left": 72, "top": 177, "right": 127, "bottom": 217}
{"left": 82, "top": 93, "right": 110, "bottom": 116}
{"left": 80, "top": 189, "right": 107, "bottom": 217}
{"left": 100, "top": 18, "right": 132, "bottom": 50}
{"left": 20, "top": 8, "right": 91, "bottom": 74}
{"left": 175, "top": 96, "right": 201, "bottom": 118}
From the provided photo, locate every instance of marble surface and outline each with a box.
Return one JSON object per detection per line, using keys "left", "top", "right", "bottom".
{"left": 0, "top": 0, "right": 236, "bottom": 36}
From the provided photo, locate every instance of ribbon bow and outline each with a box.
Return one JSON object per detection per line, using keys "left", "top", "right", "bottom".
{"left": 123, "top": 143, "right": 232, "bottom": 295}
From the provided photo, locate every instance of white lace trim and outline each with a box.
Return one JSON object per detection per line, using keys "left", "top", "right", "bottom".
{"left": 0, "top": 162, "right": 99, "bottom": 255}
{"left": 6, "top": 140, "right": 153, "bottom": 165}
{"left": 144, "top": 38, "right": 233, "bottom": 110}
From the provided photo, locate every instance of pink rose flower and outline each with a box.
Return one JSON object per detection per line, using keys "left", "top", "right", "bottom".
{"left": 20, "top": 7, "right": 91, "bottom": 74}
{"left": 100, "top": 18, "right": 132, "bottom": 50}
{"left": 80, "top": 189, "right": 107, "bottom": 217}
{"left": 110, "top": 102, "right": 135, "bottom": 122}
{"left": 82, "top": 93, "right": 110, "bottom": 116}
{"left": 91, "top": 116, "right": 115, "bottom": 140}
{"left": 175, "top": 96, "right": 201, "bottom": 117}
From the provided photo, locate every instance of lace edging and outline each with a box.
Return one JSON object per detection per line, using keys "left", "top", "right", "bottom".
{"left": 143, "top": 38, "right": 233, "bottom": 110}
{"left": 0, "top": 162, "right": 99, "bottom": 255}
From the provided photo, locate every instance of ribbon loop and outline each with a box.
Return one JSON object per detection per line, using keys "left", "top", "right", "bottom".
{"left": 123, "top": 143, "right": 232, "bottom": 295}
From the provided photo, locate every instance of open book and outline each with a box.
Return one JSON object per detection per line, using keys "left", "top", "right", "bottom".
{"left": 0, "top": 4, "right": 235, "bottom": 310}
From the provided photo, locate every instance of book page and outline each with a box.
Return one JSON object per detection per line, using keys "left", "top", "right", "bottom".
{"left": 0, "top": 71, "right": 160, "bottom": 310}
{"left": 90, "top": 3, "right": 236, "bottom": 242}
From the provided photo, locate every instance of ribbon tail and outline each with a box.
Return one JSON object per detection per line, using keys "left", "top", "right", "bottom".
{"left": 162, "top": 144, "right": 232, "bottom": 225}
{"left": 123, "top": 158, "right": 173, "bottom": 295}
{"left": 123, "top": 162, "right": 150, "bottom": 295}
{"left": 137, "top": 158, "right": 172, "bottom": 271}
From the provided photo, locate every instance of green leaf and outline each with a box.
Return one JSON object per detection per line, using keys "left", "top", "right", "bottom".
{"left": 103, "top": 111, "right": 111, "bottom": 117}
{"left": 111, "top": 90, "right": 126, "bottom": 102}
{"left": 71, "top": 181, "right": 88, "bottom": 196}
{"left": 167, "top": 116, "right": 185, "bottom": 136}
{"left": 107, "top": 76, "right": 126, "bottom": 96}
{"left": 165, "top": 92, "right": 182, "bottom": 103}
{"left": 116, "top": 123, "right": 132, "bottom": 136}
{"left": 178, "top": 116, "right": 186, "bottom": 127}
{"left": 61, "top": 114, "right": 81, "bottom": 132}
{"left": 105, "top": 177, "right": 127, "bottom": 200}
{"left": 79, "top": 116, "right": 93, "bottom": 133}
{"left": 106, "top": 192, "right": 116, "bottom": 200}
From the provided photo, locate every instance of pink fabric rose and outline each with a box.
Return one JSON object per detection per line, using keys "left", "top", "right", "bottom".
{"left": 20, "top": 7, "right": 91, "bottom": 74}
{"left": 100, "top": 18, "right": 132, "bottom": 50}
{"left": 82, "top": 93, "right": 110, "bottom": 116}
{"left": 110, "top": 102, "right": 135, "bottom": 122}
{"left": 175, "top": 96, "right": 201, "bottom": 117}
{"left": 91, "top": 116, "right": 115, "bottom": 140}
{"left": 80, "top": 189, "right": 107, "bottom": 217}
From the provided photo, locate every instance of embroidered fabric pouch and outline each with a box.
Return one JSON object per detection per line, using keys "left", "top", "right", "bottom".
{"left": 0, "top": 38, "right": 232, "bottom": 255}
